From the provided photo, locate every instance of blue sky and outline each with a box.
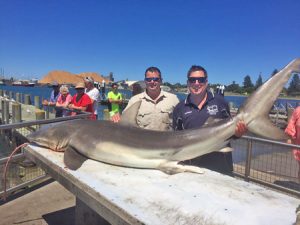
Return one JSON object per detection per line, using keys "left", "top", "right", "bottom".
{"left": 0, "top": 0, "right": 299, "bottom": 85}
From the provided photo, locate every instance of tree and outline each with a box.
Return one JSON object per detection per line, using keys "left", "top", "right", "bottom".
{"left": 271, "top": 69, "right": 278, "bottom": 77}
{"left": 255, "top": 74, "right": 263, "bottom": 89}
{"left": 287, "top": 73, "right": 300, "bottom": 95}
{"left": 226, "top": 81, "right": 241, "bottom": 93}
{"left": 243, "top": 75, "right": 254, "bottom": 94}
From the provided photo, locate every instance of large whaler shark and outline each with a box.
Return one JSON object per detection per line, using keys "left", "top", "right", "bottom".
{"left": 27, "top": 59, "right": 300, "bottom": 174}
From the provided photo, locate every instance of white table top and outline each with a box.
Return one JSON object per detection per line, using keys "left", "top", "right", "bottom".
{"left": 25, "top": 144, "right": 299, "bottom": 225}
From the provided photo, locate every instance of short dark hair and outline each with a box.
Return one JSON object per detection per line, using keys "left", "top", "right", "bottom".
{"left": 145, "top": 66, "right": 161, "bottom": 79}
{"left": 187, "top": 65, "right": 207, "bottom": 78}
{"left": 111, "top": 82, "right": 118, "bottom": 87}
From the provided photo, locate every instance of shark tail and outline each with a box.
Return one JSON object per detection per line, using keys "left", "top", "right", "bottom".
{"left": 238, "top": 58, "right": 300, "bottom": 140}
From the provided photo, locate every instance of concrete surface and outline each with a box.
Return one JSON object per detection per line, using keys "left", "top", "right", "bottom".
{"left": 0, "top": 180, "right": 75, "bottom": 225}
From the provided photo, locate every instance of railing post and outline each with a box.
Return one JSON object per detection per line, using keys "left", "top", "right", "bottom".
{"left": 103, "top": 109, "right": 109, "bottom": 120}
{"left": 4, "top": 100, "right": 10, "bottom": 124}
{"left": 36, "top": 109, "right": 45, "bottom": 120}
{"left": 24, "top": 94, "right": 31, "bottom": 105}
{"left": 15, "top": 93, "right": 20, "bottom": 103}
{"left": 1, "top": 100, "right": 5, "bottom": 124}
{"left": 34, "top": 96, "right": 40, "bottom": 109}
{"left": 36, "top": 109, "right": 46, "bottom": 130}
{"left": 244, "top": 139, "right": 253, "bottom": 182}
{"left": 12, "top": 102, "right": 22, "bottom": 123}
{"left": 9, "top": 91, "right": 13, "bottom": 100}
{"left": 45, "top": 106, "right": 50, "bottom": 119}
{"left": 20, "top": 93, "right": 24, "bottom": 103}
{"left": 0, "top": 99, "right": 3, "bottom": 124}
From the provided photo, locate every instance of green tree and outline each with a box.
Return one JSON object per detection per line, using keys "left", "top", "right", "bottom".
{"left": 226, "top": 81, "right": 241, "bottom": 93}
{"left": 287, "top": 73, "right": 300, "bottom": 95}
{"left": 271, "top": 69, "right": 278, "bottom": 77}
{"left": 255, "top": 74, "right": 263, "bottom": 89}
{"left": 243, "top": 75, "right": 254, "bottom": 94}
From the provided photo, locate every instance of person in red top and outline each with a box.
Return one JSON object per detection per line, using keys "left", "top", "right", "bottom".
{"left": 68, "top": 82, "right": 95, "bottom": 120}
{"left": 285, "top": 106, "right": 300, "bottom": 182}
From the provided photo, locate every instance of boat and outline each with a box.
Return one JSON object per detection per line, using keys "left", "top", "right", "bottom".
{"left": 12, "top": 80, "right": 35, "bottom": 87}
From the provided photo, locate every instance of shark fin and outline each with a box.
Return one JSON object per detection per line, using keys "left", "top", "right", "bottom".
{"left": 120, "top": 100, "right": 142, "bottom": 127}
{"left": 158, "top": 161, "right": 204, "bottom": 174}
{"left": 248, "top": 117, "right": 288, "bottom": 140}
{"left": 64, "top": 146, "right": 88, "bottom": 170}
{"left": 238, "top": 58, "right": 300, "bottom": 140}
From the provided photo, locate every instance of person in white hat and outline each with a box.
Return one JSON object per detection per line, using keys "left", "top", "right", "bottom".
{"left": 84, "top": 76, "right": 100, "bottom": 119}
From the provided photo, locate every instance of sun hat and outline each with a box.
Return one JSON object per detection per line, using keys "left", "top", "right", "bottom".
{"left": 75, "top": 82, "right": 85, "bottom": 89}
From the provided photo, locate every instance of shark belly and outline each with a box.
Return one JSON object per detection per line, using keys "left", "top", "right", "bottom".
{"left": 71, "top": 141, "right": 174, "bottom": 169}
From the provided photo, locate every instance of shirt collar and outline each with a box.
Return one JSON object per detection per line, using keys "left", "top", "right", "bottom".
{"left": 142, "top": 90, "right": 166, "bottom": 102}
{"left": 185, "top": 90, "right": 214, "bottom": 106}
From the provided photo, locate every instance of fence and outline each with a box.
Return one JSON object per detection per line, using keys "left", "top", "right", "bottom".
{"left": 0, "top": 110, "right": 91, "bottom": 200}
{"left": 232, "top": 135, "right": 300, "bottom": 197}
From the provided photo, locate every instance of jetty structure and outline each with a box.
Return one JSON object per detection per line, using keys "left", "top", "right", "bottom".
{"left": 0, "top": 88, "right": 299, "bottom": 224}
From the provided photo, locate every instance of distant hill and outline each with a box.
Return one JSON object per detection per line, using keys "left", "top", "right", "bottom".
{"left": 39, "top": 70, "right": 109, "bottom": 86}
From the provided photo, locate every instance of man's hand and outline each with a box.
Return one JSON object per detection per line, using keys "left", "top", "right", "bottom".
{"left": 235, "top": 120, "right": 247, "bottom": 137}
{"left": 110, "top": 113, "right": 121, "bottom": 123}
{"left": 42, "top": 100, "right": 49, "bottom": 105}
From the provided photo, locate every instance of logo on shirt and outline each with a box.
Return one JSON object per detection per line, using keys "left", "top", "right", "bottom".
{"left": 207, "top": 105, "right": 219, "bottom": 115}
{"left": 184, "top": 111, "right": 193, "bottom": 115}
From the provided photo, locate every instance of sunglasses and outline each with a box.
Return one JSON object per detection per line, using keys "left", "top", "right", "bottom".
{"left": 188, "top": 77, "right": 207, "bottom": 84}
{"left": 144, "top": 77, "right": 161, "bottom": 82}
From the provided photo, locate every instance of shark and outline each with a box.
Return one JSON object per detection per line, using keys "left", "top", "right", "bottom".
{"left": 27, "top": 59, "right": 300, "bottom": 174}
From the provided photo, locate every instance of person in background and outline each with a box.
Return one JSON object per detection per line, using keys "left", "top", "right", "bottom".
{"left": 173, "top": 65, "right": 246, "bottom": 175}
{"left": 107, "top": 82, "right": 123, "bottom": 121}
{"left": 68, "top": 82, "right": 95, "bottom": 120}
{"left": 84, "top": 76, "right": 100, "bottom": 119}
{"left": 285, "top": 106, "right": 300, "bottom": 182}
{"left": 56, "top": 85, "right": 72, "bottom": 117}
{"left": 131, "top": 81, "right": 145, "bottom": 96}
{"left": 117, "top": 66, "right": 179, "bottom": 131}
{"left": 42, "top": 81, "right": 62, "bottom": 117}
{"left": 101, "top": 79, "right": 106, "bottom": 99}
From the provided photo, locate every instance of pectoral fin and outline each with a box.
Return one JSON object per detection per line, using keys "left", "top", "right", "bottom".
{"left": 219, "top": 147, "right": 234, "bottom": 153}
{"left": 158, "top": 161, "right": 204, "bottom": 174}
{"left": 64, "top": 146, "right": 88, "bottom": 170}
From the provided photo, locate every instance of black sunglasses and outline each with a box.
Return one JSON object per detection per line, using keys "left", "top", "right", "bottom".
{"left": 188, "top": 77, "right": 207, "bottom": 84}
{"left": 145, "top": 77, "right": 161, "bottom": 82}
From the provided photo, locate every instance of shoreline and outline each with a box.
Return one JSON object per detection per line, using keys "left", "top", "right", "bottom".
{"left": 224, "top": 92, "right": 300, "bottom": 100}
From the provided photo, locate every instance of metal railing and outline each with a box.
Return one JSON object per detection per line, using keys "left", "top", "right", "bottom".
{"left": 232, "top": 135, "right": 300, "bottom": 197}
{"left": 0, "top": 111, "right": 91, "bottom": 200}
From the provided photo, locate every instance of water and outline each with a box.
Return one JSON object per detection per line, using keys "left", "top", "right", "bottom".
{"left": 1, "top": 86, "right": 300, "bottom": 119}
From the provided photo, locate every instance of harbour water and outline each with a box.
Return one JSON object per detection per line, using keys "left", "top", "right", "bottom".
{"left": 1, "top": 86, "right": 300, "bottom": 119}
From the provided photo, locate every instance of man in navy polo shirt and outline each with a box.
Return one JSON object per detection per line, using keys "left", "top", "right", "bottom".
{"left": 173, "top": 65, "right": 246, "bottom": 175}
